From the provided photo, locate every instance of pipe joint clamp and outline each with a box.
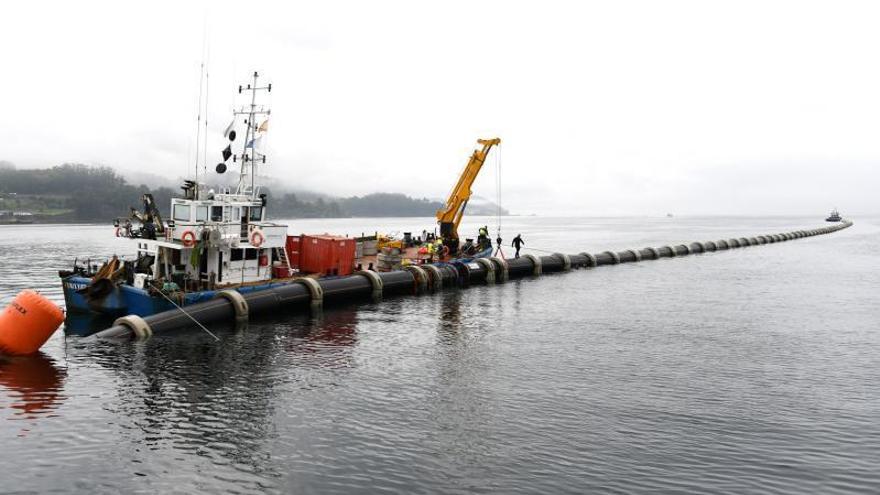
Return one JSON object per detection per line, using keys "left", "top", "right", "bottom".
{"left": 523, "top": 254, "right": 542, "bottom": 275}
{"left": 356, "top": 270, "right": 384, "bottom": 299}
{"left": 114, "top": 314, "right": 153, "bottom": 339}
{"left": 294, "top": 277, "right": 324, "bottom": 309}
{"left": 214, "top": 289, "right": 249, "bottom": 323}
{"left": 554, "top": 253, "right": 572, "bottom": 271}
{"left": 474, "top": 258, "right": 496, "bottom": 283}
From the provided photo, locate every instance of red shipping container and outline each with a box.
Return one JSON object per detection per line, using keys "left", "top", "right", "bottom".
{"left": 299, "top": 235, "right": 356, "bottom": 276}
{"left": 285, "top": 235, "right": 302, "bottom": 270}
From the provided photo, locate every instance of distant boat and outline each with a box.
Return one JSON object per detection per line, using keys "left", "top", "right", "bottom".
{"left": 666, "top": 213, "right": 673, "bottom": 218}
{"left": 826, "top": 209, "right": 842, "bottom": 222}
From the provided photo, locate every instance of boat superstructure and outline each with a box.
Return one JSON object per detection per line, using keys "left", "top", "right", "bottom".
{"left": 61, "top": 73, "right": 295, "bottom": 316}
{"left": 826, "top": 208, "right": 842, "bottom": 222}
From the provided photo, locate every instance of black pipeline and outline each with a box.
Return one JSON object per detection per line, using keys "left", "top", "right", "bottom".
{"left": 91, "top": 221, "right": 853, "bottom": 340}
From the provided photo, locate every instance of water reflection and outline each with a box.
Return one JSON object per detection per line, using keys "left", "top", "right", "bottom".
{"left": 0, "top": 352, "right": 67, "bottom": 425}
{"left": 68, "top": 306, "right": 362, "bottom": 480}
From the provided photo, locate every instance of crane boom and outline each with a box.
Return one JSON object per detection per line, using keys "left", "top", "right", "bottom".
{"left": 436, "top": 137, "right": 501, "bottom": 253}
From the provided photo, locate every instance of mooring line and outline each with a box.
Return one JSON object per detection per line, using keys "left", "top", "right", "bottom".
{"left": 154, "top": 289, "right": 221, "bottom": 341}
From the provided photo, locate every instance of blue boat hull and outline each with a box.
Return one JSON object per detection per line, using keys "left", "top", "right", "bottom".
{"left": 61, "top": 276, "right": 294, "bottom": 318}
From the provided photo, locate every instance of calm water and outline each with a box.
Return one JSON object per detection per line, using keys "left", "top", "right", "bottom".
{"left": 1, "top": 216, "right": 878, "bottom": 494}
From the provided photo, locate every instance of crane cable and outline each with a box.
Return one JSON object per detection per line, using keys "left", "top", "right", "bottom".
{"left": 493, "top": 144, "right": 505, "bottom": 258}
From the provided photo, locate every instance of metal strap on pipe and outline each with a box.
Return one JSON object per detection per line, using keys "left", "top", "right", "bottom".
{"left": 690, "top": 242, "right": 704, "bottom": 253}
{"left": 624, "top": 249, "right": 642, "bottom": 262}
{"left": 523, "top": 254, "right": 542, "bottom": 275}
{"left": 488, "top": 257, "right": 508, "bottom": 282}
{"left": 293, "top": 277, "right": 324, "bottom": 309}
{"left": 422, "top": 264, "right": 443, "bottom": 291}
{"left": 474, "top": 258, "right": 495, "bottom": 284}
{"left": 603, "top": 251, "right": 621, "bottom": 264}
{"left": 403, "top": 265, "right": 429, "bottom": 293}
{"left": 717, "top": 239, "right": 729, "bottom": 249}
{"left": 356, "top": 270, "right": 383, "bottom": 299}
{"left": 555, "top": 253, "right": 572, "bottom": 271}
{"left": 213, "top": 289, "right": 249, "bottom": 323}
{"left": 679, "top": 244, "right": 691, "bottom": 255}
{"left": 644, "top": 247, "right": 659, "bottom": 260}
{"left": 579, "top": 252, "right": 597, "bottom": 267}
{"left": 114, "top": 314, "right": 153, "bottom": 339}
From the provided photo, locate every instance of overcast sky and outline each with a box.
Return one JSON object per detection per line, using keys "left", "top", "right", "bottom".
{"left": 1, "top": 1, "right": 877, "bottom": 215}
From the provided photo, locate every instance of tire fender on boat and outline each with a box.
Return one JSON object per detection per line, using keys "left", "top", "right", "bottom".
{"left": 0, "top": 291, "right": 64, "bottom": 355}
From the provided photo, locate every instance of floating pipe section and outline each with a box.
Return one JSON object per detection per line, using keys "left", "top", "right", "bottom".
{"left": 90, "top": 221, "right": 853, "bottom": 340}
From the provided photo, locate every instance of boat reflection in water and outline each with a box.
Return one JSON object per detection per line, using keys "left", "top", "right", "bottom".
{"left": 0, "top": 352, "right": 67, "bottom": 428}
{"left": 63, "top": 312, "right": 119, "bottom": 337}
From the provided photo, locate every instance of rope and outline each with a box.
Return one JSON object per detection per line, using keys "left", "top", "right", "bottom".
{"left": 520, "top": 246, "right": 571, "bottom": 254}
{"left": 495, "top": 144, "right": 502, "bottom": 239}
{"left": 155, "top": 289, "right": 220, "bottom": 341}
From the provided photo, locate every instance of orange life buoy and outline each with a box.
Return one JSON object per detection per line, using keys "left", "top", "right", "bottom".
{"left": 250, "top": 229, "right": 264, "bottom": 248}
{"left": 181, "top": 230, "right": 197, "bottom": 247}
{"left": 0, "top": 291, "right": 64, "bottom": 356}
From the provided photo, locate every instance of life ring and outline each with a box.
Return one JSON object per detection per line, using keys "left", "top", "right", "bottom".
{"left": 250, "top": 229, "right": 265, "bottom": 248}
{"left": 181, "top": 230, "right": 197, "bottom": 247}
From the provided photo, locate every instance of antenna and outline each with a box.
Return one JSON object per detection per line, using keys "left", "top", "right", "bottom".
{"left": 232, "top": 71, "right": 272, "bottom": 198}
{"left": 203, "top": 60, "right": 210, "bottom": 182}
{"left": 194, "top": 61, "right": 205, "bottom": 184}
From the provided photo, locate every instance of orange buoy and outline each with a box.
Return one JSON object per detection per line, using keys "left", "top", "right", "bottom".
{"left": 0, "top": 291, "right": 64, "bottom": 356}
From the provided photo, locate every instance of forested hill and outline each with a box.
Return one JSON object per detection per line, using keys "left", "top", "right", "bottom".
{"left": 0, "top": 163, "right": 492, "bottom": 222}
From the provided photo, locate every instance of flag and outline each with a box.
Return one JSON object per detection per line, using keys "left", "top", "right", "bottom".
{"left": 246, "top": 136, "right": 262, "bottom": 149}
{"left": 223, "top": 118, "right": 235, "bottom": 138}
{"left": 222, "top": 145, "right": 232, "bottom": 161}
{"left": 258, "top": 119, "right": 269, "bottom": 133}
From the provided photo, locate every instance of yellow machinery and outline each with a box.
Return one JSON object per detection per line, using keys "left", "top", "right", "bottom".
{"left": 436, "top": 137, "right": 501, "bottom": 254}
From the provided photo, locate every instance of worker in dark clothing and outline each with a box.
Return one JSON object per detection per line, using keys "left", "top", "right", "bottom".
{"left": 511, "top": 234, "right": 524, "bottom": 258}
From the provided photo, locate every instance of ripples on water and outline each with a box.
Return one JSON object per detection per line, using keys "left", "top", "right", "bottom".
{"left": 1, "top": 217, "right": 879, "bottom": 493}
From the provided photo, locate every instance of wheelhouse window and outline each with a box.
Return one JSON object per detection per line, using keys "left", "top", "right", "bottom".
{"left": 249, "top": 206, "right": 263, "bottom": 222}
{"left": 196, "top": 206, "right": 208, "bottom": 222}
{"left": 211, "top": 206, "right": 223, "bottom": 222}
{"left": 230, "top": 249, "right": 244, "bottom": 261}
{"left": 173, "top": 204, "right": 191, "bottom": 222}
{"left": 245, "top": 248, "right": 258, "bottom": 260}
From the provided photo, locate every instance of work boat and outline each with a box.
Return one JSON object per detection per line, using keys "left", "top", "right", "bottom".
{"left": 826, "top": 208, "right": 842, "bottom": 222}
{"left": 60, "top": 73, "right": 298, "bottom": 317}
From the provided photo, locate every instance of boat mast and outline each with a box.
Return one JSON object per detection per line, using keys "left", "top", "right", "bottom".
{"left": 234, "top": 71, "right": 271, "bottom": 198}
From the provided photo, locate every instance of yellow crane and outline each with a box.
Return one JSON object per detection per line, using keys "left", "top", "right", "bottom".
{"left": 436, "top": 137, "right": 501, "bottom": 254}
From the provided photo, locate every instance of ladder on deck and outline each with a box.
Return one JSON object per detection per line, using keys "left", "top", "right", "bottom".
{"left": 274, "top": 246, "right": 292, "bottom": 277}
